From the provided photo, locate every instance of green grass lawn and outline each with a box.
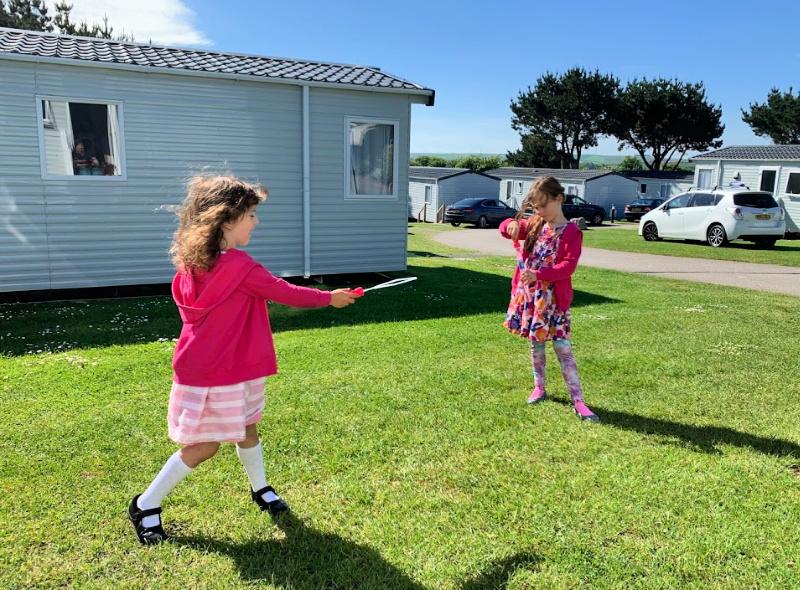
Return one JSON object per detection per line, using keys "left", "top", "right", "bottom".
{"left": 582, "top": 223, "right": 800, "bottom": 267}
{"left": 2, "top": 231, "right": 800, "bottom": 589}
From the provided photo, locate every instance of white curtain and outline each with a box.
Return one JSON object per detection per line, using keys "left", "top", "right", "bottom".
{"left": 64, "top": 102, "right": 74, "bottom": 151}
{"left": 107, "top": 104, "right": 119, "bottom": 174}
{"left": 350, "top": 123, "right": 394, "bottom": 195}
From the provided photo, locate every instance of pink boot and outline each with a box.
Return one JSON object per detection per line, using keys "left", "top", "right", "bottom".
{"left": 573, "top": 400, "right": 599, "bottom": 422}
{"left": 527, "top": 386, "right": 547, "bottom": 405}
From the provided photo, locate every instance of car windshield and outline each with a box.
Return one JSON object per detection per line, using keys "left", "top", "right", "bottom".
{"left": 733, "top": 192, "right": 779, "bottom": 208}
{"left": 452, "top": 198, "right": 483, "bottom": 207}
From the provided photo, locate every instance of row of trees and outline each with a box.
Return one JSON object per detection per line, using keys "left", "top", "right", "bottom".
{"left": 508, "top": 68, "right": 800, "bottom": 171}
{"left": 508, "top": 69, "right": 723, "bottom": 171}
{"left": 0, "top": 0, "right": 132, "bottom": 40}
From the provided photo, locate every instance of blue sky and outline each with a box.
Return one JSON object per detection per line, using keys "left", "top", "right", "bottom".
{"left": 67, "top": 0, "right": 800, "bottom": 155}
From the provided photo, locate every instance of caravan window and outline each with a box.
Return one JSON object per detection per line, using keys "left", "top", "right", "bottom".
{"left": 786, "top": 173, "right": 800, "bottom": 195}
{"left": 38, "top": 98, "right": 124, "bottom": 178}
{"left": 346, "top": 117, "right": 399, "bottom": 198}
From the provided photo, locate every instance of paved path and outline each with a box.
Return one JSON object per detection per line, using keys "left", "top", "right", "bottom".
{"left": 433, "top": 227, "right": 800, "bottom": 298}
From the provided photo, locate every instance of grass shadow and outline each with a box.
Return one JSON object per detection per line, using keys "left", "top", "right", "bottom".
{"left": 552, "top": 399, "right": 800, "bottom": 458}
{"left": 174, "top": 512, "right": 426, "bottom": 589}
{"left": 458, "top": 552, "right": 541, "bottom": 589}
{"left": 0, "top": 264, "right": 621, "bottom": 356}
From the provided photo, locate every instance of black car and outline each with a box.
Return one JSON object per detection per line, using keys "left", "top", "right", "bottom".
{"left": 563, "top": 195, "right": 606, "bottom": 225}
{"left": 521, "top": 194, "right": 606, "bottom": 225}
{"left": 444, "top": 198, "right": 517, "bottom": 228}
{"left": 624, "top": 198, "right": 664, "bottom": 221}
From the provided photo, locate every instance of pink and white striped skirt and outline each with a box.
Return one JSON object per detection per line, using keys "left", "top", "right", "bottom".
{"left": 167, "top": 377, "right": 266, "bottom": 444}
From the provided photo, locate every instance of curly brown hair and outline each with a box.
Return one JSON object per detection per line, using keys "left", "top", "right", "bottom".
{"left": 170, "top": 175, "right": 268, "bottom": 271}
{"left": 515, "top": 175, "right": 565, "bottom": 252}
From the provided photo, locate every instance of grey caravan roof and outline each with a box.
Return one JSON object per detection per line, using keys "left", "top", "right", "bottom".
{"left": 409, "top": 167, "right": 500, "bottom": 182}
{"left": 692, "top": 145, "right": 800, "bottom": 161}
{"left": 0, "top": 27, "right": 435, "bottom": 105}
{"left": 484, "top": 167, "right": 622, "bottom": 181}
{"left": 622, "top": 170, "right": 694, "bottom": 181}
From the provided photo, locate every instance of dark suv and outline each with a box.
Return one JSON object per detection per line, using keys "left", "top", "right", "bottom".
{"left": 563, "top": 195, "right": 606, "bottom": 225}
{"left": 521, "top": 194, "right": 606, "bottom": 225}
{"left": 444, "top": 198, "right": 518, "bottom": 228}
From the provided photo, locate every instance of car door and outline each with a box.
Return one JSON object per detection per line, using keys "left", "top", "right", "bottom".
{"left": 573, "top": 196, "right": 594, "bottom": 218}
{"left": 659, "top": 193, "right": 692, "bottom": 237}
{"left": 481, "top": 199, "right": 500, "bottom": 222}
{"left": 561, "top": 195, "right": 577, "bottom": 218}
{"left": 683, "top": 192, "right": 716, "bottom": 239}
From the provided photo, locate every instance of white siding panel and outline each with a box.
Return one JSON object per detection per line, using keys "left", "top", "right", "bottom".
{"left": 584, "top": 175, "right": 637, "bottom": 213}
{"left": 0, "top": 61, "right": 50, "bottom": 292}
{"left": 437, "top": 174, "right": 500, "bottom": 212}
{"left": 408, "top": 180, "right": 435, "bottom": 221}
{"left": 308, "top": 88, "right": 410, "bottom": 274}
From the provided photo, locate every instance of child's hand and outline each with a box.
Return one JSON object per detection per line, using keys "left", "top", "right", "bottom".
{"left": 521, "top": 270, "right": 537, "bottom": 284}
{"left": 506, "top": 220, "right": 520, "bottom": 240}
{"left": 330, "top": 289, "right": 357, "bottom": 308}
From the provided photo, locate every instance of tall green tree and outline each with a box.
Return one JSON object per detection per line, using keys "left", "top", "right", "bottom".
{"left": 505, "top": 133, "right": 562, "bottom": 168}
{"left": 742, "top": 87, "right": 800, "bottom": 144}
{"left": 614, "top": 155, "right": 645, "bottom": 172}
{"left": 451, "top": 155, "right": 505, "bottom": 172}
{"left": 510, "top": 68, "right": 620, "bottom": 169}
{"left": 410, "top": 155, "right": 451, "bottom": 167}
{"left": 2, "top": 1, "right": 132, "bottom": 40}
{"left": 610, "top": 78, "right": 723, "bottom": 170}
{"left": 3, "top": 0, "right": 52, "bottom": 31}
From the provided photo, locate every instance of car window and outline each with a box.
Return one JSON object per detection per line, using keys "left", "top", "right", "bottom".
{"left": 733, "top": 192, "right": 779, "bottom": 208}
{"left": 573, "top": 196, "right": 587, "bottom": 205}
{"left": 713, "top": 194, "right": 725, "bottom": 205}
{"left": 666, "top": 194, "right": 691, "bottom": 209}
{"left": 453, "top": 198, "right": 482, "bottom": 207}
{"left": 482, "top": 200, "right": 498, "bottom": 207}
{"left": 690, "top": 193, "right": 715, "bottom": 207}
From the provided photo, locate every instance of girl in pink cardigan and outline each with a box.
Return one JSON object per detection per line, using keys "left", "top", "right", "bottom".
{"left": 500, "top": 176, "right": 599, "bottom": 423}
{"left": 128, "top": 175, "right": 358, "bottom": 545}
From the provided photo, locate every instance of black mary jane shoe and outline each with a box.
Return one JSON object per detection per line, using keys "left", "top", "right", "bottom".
{"left": 128, "top": 494, "right": 170, "bottom": 545}
{"left": 251, "top": 485, "right": 290, "bottom": 516}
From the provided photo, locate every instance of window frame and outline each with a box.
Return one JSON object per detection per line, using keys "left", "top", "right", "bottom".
{"left": 344, "top": 115, "right": 400, "bottom": 200}
{"left": 759, "top": 166, "right": 780, "bottom": 193}
{"left": 785, "top": 170, "right": 800, "bottom": 196}
{"left": 696, "top": 167, "right": 714, "bottom": 190}
{"left": 424, "top": 184, "right": 432, "bottom": 205}
{"left": 35, "top": 95, "right": 127, "bottom": 181}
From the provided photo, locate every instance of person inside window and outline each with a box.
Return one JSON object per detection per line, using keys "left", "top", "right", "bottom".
{"left": 72, "top": 139, "right": 102, "bottom": 175}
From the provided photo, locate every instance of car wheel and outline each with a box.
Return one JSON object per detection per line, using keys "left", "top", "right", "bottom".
{"left": 478, "top": 215, "right": 489, "bottom": 229}
{"left": 642, "top": 222, "right": 660, "bottom": 241}
{"left": 706, "top": 224, "right": 728, "bottom": 248}
{"left": 450, "top": 222, "right": 461, "bottom": 227}
{"left": 592, "top": 213, "right": 604, "bottom": 226}
{"left": 754, "top": 238, "right": 776, "bottom": 249}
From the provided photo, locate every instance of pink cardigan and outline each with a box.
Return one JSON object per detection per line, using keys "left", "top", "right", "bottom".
{"left": 498, "top": 217, "right": 583, "bottom": 312}
{"left": 171, "top": 248, "right": 332, "bottom": 386}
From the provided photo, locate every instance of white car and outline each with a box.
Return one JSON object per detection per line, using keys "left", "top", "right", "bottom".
{"left": 638, "top": 188, "right": 786, "bottom": 248}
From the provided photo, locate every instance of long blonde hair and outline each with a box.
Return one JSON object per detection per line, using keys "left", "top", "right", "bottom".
{"left": 170, "top": 175, "right": 267, "bottom": 271}
{"left": 516, "top": 176, "right": 565, "bottom": 252}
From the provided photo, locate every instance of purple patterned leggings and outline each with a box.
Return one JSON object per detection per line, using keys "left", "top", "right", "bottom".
{"left": 531, "top": 339, "right": 584, "bottom": 403}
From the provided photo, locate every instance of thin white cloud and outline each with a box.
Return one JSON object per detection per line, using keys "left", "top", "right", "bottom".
{"left": 46, "top": 0, "right": 211, "bottom": 46}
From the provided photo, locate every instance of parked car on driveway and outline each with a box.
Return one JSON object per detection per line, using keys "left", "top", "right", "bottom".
{"left": 624, "top": 198, "right": 664, "bottom": 221}
{"left": 563, "top": 195, "right": 606, "bottom": 225}
{"left": 519, "top": 194, "right": 606, "bottom": 226}
{"left": 638, "top": 189, "right": 786, "bottom": 248}
{"left": 444, "top": 198, "right": 517, "bottom": 228}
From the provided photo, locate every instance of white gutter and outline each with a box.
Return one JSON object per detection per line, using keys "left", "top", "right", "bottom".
{"left": 302, "top": 85, "right": 311, "bottom": 278}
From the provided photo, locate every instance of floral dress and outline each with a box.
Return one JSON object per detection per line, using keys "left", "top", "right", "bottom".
{"left": 504, "top": 223, "right": 571, "bottom": 342}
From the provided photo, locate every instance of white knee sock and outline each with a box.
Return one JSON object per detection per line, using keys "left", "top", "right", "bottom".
{"left": 236, "top": 441, "right": 279, "bottom": 502}
{"left": 138, "top": 451, "right": 193, "bottom": 527}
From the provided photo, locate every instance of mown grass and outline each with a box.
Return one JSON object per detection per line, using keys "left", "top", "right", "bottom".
{"left": 1, "top": 227, "right": 799, "bottom": 589}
